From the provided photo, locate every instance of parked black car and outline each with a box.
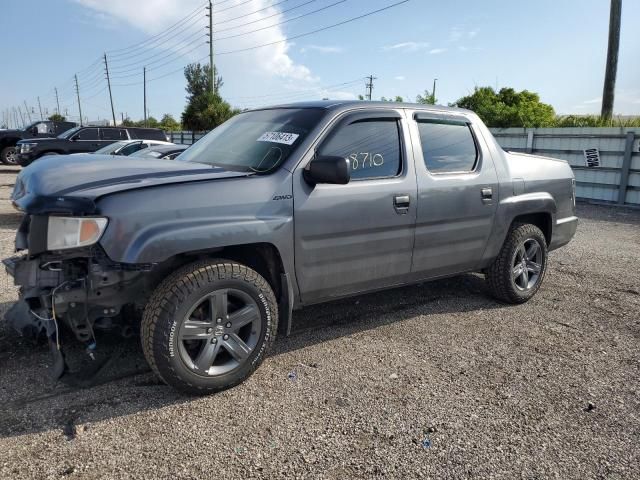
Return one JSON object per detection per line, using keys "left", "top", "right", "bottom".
{"left": 0, "top": 121, "right": 77, "bottom": 164}
{"left": 16, "top": 126, "right": 169, "bottom": 166}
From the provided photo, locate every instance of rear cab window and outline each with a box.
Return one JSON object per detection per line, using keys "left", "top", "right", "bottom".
{"left": 414, "top": 115, "right": 478, "bottom": 174}
{"left": 318, "top": 115, "right": 402, "bottom": 180}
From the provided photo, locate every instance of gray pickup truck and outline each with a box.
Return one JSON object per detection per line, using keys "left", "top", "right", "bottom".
{"left": 4, "top": 101, "right": 577, "bottom": 394}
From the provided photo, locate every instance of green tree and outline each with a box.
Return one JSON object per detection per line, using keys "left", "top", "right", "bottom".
{"left": 48, "top": 113, "right": 66, "bottom": 122}
{"left": 452, "top": 86, "right": 556, "bottom": 128}
{"left": 159, "top": 113, "right": 181, "bottom": 131}
{"left": 380, "top": 96, "right": 404, "bottom": 102}
{"left": 416, "top": 89, "right": 437, "bottom": 105}
{"left": 181, "top": 62, "right": 237, "bottom": 131}
{"left": 121, "top": 117, "right": 135, "bottom": 127}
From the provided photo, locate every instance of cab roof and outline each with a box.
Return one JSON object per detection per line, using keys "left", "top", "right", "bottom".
{"left": 263, "top": 100, "right": 472, "bottom": 115}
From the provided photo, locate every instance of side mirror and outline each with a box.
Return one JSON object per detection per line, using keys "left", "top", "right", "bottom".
{"left": 31, "top": 127, "right": 38, "bottom": 136}
{"left": 303, "top": 155, "right": 350, "bottom": 185}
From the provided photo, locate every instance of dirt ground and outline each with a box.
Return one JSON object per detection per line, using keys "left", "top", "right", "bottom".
{"left": 0, "top": 167, "right": 638, "bottom": 479}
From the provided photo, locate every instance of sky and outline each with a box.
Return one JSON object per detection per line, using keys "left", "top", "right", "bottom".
{"left": 1, "top": 0, "right": 639, "bottom": 126}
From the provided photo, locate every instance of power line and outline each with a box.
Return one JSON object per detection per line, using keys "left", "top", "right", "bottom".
{"left": 107, "top": 13, "right": 206, "bottom": 62}
{"left": 216, "top": 1, "right": 410, "bottom": 55}
{"left": 214, "top": 0, "right": 315, "bottom": 34}
{"left": 214, "top": 0, "right": 346, "bottom": 41}
{"left": 213, "top": 0, "right": 259, "bottom": 15}
{"left": 111, "top": 55, "right": 210, "bottom": 87}
{"left": 109, "top": 41, "right": 208, "bottom": 79}
{"left": 109, "top": 30, "right": 207, "bottom": 73}
{"left": 213, "top": 0, "right": 290, "bottom": 26}
{"left": 107, "top": 2, "right": 208, "bottom": 55}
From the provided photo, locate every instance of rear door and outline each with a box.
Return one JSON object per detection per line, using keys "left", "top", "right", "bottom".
{"left": 408, "top": 111, "right": 499, "bottom": 278}
{"left": 293, "top": 109, "right": 417, "bottom": 303}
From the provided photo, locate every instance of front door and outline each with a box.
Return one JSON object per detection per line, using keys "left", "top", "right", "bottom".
{"left": 408, "top": 112, "right": 499, "bottom": 278}
{"left": 293, "top": 110, "right": 417, "bottom": 303}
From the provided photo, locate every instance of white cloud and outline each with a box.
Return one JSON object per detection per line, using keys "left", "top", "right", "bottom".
{"left": 583, "top": 97, "right": 602, "bottom": 104}
{"left": 301, "top": 45, "right": 344, "bottom": 54}
{"left": 395, "top": 76, "right": 406, "bottom": 81}
{"left": 74, "top": 0, "right": 316, "bottom": 83}
{"left": 429, "top": 48, "right": 447, "bottom": 55}
{"left": 383, "top": 41, "right": 430, "bottom": 52}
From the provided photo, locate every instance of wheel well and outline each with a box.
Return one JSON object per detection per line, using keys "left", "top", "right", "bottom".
{"left": 154, "top": 243, "right": 286, "bottom": 299}
{"left": 511, "top": 212, "right": 552, "bottom": 245}
{"left": 0, "top": 138, "right": 20, "bottom": 149}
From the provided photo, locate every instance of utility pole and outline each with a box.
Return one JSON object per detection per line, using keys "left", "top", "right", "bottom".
{"left": 103, "top": 53, "right": 117, "bottom": 126}
{"left": 23, "top": 100, "right": 32, "bottom": 123}
{"left": 601, "top": 0, "right": 621, "bottom": 119}
{"left": 143, "top": 66, "right": 148, "bottom": 127}
{"left": 206, "top": 0, "right": 215, "bottom": 94}
{"left": 365, "top": 75, "right": 377, "bottom": 101}
{"left": 432, "top": 78, "right": 438, "bottom": 104}
{"left": 54, "top": 87, "right": 61, "bottom": 115}
{"left": 37, "top": 96, "right": 43, "bottom": 120}
{"left": 74, "top": 74, "right": 83, "bottom": 126}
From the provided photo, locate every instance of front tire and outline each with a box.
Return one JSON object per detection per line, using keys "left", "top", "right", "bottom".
{"left": 486, "top": 223, "right": 548, "bottom": 304}
{"left": 141, "top": 259, "right": 278, "bottom": 394}
{"left": 1, "top": 146, "right": 17, "bottom": 165}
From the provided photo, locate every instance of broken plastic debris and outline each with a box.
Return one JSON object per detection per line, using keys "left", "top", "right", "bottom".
{"left": 421, "top": 437, "right": 431, "bottom": 449}
{"left": 288, "top": 371, "right": 298, "bottom": 381}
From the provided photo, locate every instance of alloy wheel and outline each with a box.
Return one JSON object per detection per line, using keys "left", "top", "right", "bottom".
{"left": 512, "top": 238, "right": 543, "bottom": 291}
{"left": 177, "top": 288, "right": 262, "bottom": 376}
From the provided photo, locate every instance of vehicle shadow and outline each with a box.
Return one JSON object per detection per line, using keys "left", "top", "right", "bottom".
{"left": 0, "top": 273, "right": 507, "bottom": 439}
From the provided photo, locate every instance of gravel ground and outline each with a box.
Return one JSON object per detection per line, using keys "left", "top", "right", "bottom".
{"left": 0, "top": 167, "right": 639, "bottom": 479}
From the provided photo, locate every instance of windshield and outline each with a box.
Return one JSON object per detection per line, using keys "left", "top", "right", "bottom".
{"left": 177, "top": 108, "right": 325, "bottom": 173}
{"left": 94, "top": 141, "right": 130, "bottom": 154}
{"left": 22, "top": 122, "right": 40, "bottom": 132}
{"left": 58, "top": 126, "right": 82, "bottom": 139}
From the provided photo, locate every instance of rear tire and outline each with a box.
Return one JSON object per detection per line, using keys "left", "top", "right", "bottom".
{"left": 1, "top": 146, "right": 17, "bottom": 165}
{"left": 486, "top": 223, "right": 548, "bottom": 304}
{"left": 141, "top": 259, "right": 278, "bottom": 394}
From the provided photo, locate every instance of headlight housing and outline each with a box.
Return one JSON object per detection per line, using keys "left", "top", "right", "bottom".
{"left": 47, "top": 216, "right": 108, "bottom": 250}
{"left": 20, "top": 143, "right": 37, "bottom": 153}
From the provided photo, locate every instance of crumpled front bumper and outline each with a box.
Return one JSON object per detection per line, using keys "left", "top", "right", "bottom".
{"left": 2, "top": 255, "right": 62, "bottom": 338}
{"left": 3, "top": 255, "right": 67, "bottom": 378}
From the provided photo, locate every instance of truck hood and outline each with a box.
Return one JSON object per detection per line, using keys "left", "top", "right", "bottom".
{"left": 12, "top": 154, "right": 251, "bottom": 215}
{"left": 0, "top": 129, "right": 22, "bottom": 137}
{"left": 16, "top": 137, "right": 60, "bottom": 144}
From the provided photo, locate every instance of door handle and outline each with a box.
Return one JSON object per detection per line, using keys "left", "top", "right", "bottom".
{"left": 481, "top": 187, "right": 493, "bottom": 201}
{"left": 394, "top": 194, "right": 410, "bottom": 214}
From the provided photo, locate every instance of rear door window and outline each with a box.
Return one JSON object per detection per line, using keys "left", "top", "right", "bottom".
{"left": 416, "top": 120, "right": 478, "bottom": 173}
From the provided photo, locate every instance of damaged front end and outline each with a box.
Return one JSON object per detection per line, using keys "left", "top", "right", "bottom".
{"left": 3, "top": 211, "right": 153, "bottom": 379}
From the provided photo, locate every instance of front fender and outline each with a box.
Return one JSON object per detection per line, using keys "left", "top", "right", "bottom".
{"left": 481, "top": 192, "right": 557, "bottom": 267}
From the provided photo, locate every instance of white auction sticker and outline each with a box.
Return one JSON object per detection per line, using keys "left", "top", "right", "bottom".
{"left": 257, "top": 131, "right": 300, "bottom": 145}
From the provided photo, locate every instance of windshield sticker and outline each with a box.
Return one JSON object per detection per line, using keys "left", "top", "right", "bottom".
{"left": 257, "top": 131, "right": 300, "bottom": 145}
